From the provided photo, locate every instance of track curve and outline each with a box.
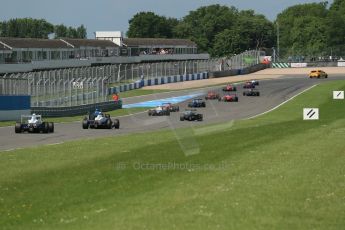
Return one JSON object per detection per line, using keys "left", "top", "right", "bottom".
{"left": 1, "top": 74, "right": 344, "bottom": 151}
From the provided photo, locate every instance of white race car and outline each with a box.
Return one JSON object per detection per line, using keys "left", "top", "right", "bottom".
{"left": 15, "top": 114, "right": 54, "bottom": 133}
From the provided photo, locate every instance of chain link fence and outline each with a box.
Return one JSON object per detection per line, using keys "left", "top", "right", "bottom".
{"left": 0, "top": 50, "right": 262, "bottom": 107}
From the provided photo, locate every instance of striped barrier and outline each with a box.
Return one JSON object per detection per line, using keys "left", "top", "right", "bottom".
{"left": 272, "top": 63, "right": 290, "bottom": 68}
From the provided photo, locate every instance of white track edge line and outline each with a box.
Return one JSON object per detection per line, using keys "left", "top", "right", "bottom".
{"left": 245, "top": 84, "right": 318, "bottom": 120}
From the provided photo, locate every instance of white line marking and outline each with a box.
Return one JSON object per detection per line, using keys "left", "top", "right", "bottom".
{"left": 46, "top": 142, "right": 64, "bottom": 146}
{"left": 245, "top": 84, "right": 318, "bottom": 120}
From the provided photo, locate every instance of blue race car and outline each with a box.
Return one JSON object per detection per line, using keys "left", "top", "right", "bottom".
{"left": 82, "top": 110, "right": 120, "bottom": 129}
{"left": 188, "top": 98, "right": 206, "bottom": 108}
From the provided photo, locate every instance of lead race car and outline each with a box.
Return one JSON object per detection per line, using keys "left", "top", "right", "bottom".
{"left": 180, "top": 109, "right": 203, "bottom": 121}
{"left": 15, "top": 114, "right": 54, "bottom": 133}
{"left": 250, "top": 80, "right": 259, "bottom": 86}
{"left": 148, "top": 106, "right": 170, "bottom": 116}
{"left": 218, "top": 94, "right": 239, "bottom": 102}
{"left": 82, "top": 109, "right": 120, "bottom": 129}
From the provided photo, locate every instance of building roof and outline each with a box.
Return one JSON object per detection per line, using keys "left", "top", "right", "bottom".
{"left": 62, "top": 38, "right": 118, "bottom": 48}
{"left": 0, "top": 37, "right": 72, "bottom": 49}
{"left": 123, "top": 38, "right": 196, "bottom": 47}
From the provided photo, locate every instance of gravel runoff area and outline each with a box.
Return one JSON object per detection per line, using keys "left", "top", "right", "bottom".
{"left": 143, "top": 67, "right": 345, "bottom": 90}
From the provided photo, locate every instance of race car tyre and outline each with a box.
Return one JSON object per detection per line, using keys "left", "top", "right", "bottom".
{"left": 43, "top": 122, "right": 49, "bottom": 133}
{"left": 107, "top": 119, "right": 112, "bottom": 129}
{"left": 180, "top": 115, "right": 185, "bottom": 121}
{"left": 243, "top": 92, "right": 246, "bottom": 96}
{"left": 148, "top": 111, "right": 152, "bottom": 116}
{"left": 48, "top": 122, "right": 54, "bottom": 133}
{"left": 94, "top": 122, "right": 99, "bottom": 129}
{"left": 15, "top": 122, "right": 21, "bottom": 133}
{"left": 198, "top": 115, "right": 203, "bottom": 121}
{"left": 257, "top": 92, "right": 260, "bottom": 96}
{"left": 82, "top": 120, "right": 89, "bottom": 129}
{"left": 235, "top": 97, "right": 239, "bottom": 102}
{"left": 167, "top": 111, "right": 171, "bottom": 116}
{"left": 202, "top": 103, "right": 206, "bottom": 107}
{"left": 325, "top": 75, "right": 328, "bottom": 78}
{"left": 113, "top": 119, "right": 120, "bottom": 129}
{"left": 176, "top": 107, "right": 179, "bottom": 112}
{"left": 188, "top": 116, "right": 193, "bottom": 121}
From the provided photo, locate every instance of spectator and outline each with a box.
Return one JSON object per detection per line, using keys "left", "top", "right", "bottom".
{"left": 112, "top": 93, "right": 119, "bottom": 102}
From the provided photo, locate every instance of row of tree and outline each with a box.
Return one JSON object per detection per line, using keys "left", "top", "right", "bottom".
{"left": 1, "top": 1, "right": 345, "bottom": 58}
{"left": 127, "top": 1, "right": 345, "bottom": 58}
{"left": 127, "top": 5, "right": 274, "bottom": 57}
{"left": 277, "top": 0, "right": 345, "bottom": 58}
{"left": 0, "top": 18, "right": 86, "bottom": 39}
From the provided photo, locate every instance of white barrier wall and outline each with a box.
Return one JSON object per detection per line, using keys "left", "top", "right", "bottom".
{"left": 291, "top": 63, "right": 308, "bottom": 68}
{"left": 338, "top": 62, "right": 345, "bottom": 67}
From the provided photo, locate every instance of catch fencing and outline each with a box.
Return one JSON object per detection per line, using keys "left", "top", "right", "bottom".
{"left": 0, "top": 50, "right": 263, "bottom": 107}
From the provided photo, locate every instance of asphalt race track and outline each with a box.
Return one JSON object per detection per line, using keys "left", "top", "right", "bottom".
{"left": 1, "top": 74, "right": 344, "bottom": 151}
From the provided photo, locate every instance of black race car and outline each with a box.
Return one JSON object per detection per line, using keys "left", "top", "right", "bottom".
{"left": 188, "top": 98, "right": 206, "bottom": 108}
{"left": 243, "top": 89, "right": 260, "bottom": 96}
{"left": 82, "top": 112, "right": 120, "bottom": 129}
{"left": 148, "top": 106, "right": 170, "bottom": 116}
{"left": 180, "top": 110, "right": 203, "bottom": 121}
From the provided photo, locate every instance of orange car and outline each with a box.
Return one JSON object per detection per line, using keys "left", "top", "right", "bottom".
{"left": 309, "top": 70, "right": 328, "bottom": 78}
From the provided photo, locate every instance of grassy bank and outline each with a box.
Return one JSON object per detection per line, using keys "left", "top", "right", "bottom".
{"left": 0, "top": 81, "right": 344, "bottom": 229}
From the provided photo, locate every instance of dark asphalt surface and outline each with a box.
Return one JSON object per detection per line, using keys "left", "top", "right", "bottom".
{"left": 1, "top": 74, "right": 344, "bottom": 151}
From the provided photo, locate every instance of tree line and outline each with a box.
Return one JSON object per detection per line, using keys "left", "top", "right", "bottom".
{"left": 127, "top": 1, "right": 345, "bottom": 58}
{"left": 1, "top": 1, "right": 345, "bottom": 59}
{"left": 0, "top": 18, "right": 86, "bottom": 39}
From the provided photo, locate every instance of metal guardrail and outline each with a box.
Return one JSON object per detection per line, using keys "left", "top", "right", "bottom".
{"left": 31, "top": 100, "right": 122, "bottom": 117}
{"left": 1, "top": 50, "right": 264, "bottom": 108}
{"left": 210, "top": 64, "right": 268, "bottom": 78}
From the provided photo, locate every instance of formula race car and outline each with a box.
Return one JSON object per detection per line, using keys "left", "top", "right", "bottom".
{"left": 188, "top": 98, "right": 206, "bottom": 108}
{"left": 309, "top": 70, "right": 328, "bottom": 78}
{"left": 218, "top": 94, "right": 239, "bottom": 102}
{"left": 243, "top": 89, "right": 260, "bottom": 96}
{"left": 243, "top": 81, "right": 256, "bottom": 89}
{"left": 222, "top": 84, "right": 237, "bottom": 91}
{"left": 162, "top": 102, "right": 179, "bottom": 112}
{"left": 15, "top": 114, "right": 54, "bottom": 133}
{"left": 205, "top": 91, "right": 220, "bottom": 100}
{"left": 148, "top": 106, "right": 170, "bottom": 116}
{"left": 180, "top": 109, "right": 203, "bottom": 121}
{"left": 250, "top": 80, "right": 259, "bottom": 86}
{"left": 82, "top": 110, "right": 119, "bottom": 129}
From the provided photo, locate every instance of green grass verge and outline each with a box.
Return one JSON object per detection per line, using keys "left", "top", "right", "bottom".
{"left": 0, "top": 108, "right": 150, "bottom": 127}
{"left": 1, "top": 81, "right": 345, "bottom": 229}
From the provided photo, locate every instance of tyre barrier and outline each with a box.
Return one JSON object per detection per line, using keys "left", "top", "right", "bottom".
{"left": 31, "top": 100, "right": 122, "bottom": 117}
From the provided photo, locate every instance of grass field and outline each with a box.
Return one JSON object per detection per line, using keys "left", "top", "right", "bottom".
{"left": 0, "top": 81, "right": 344, "bottom": 229}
